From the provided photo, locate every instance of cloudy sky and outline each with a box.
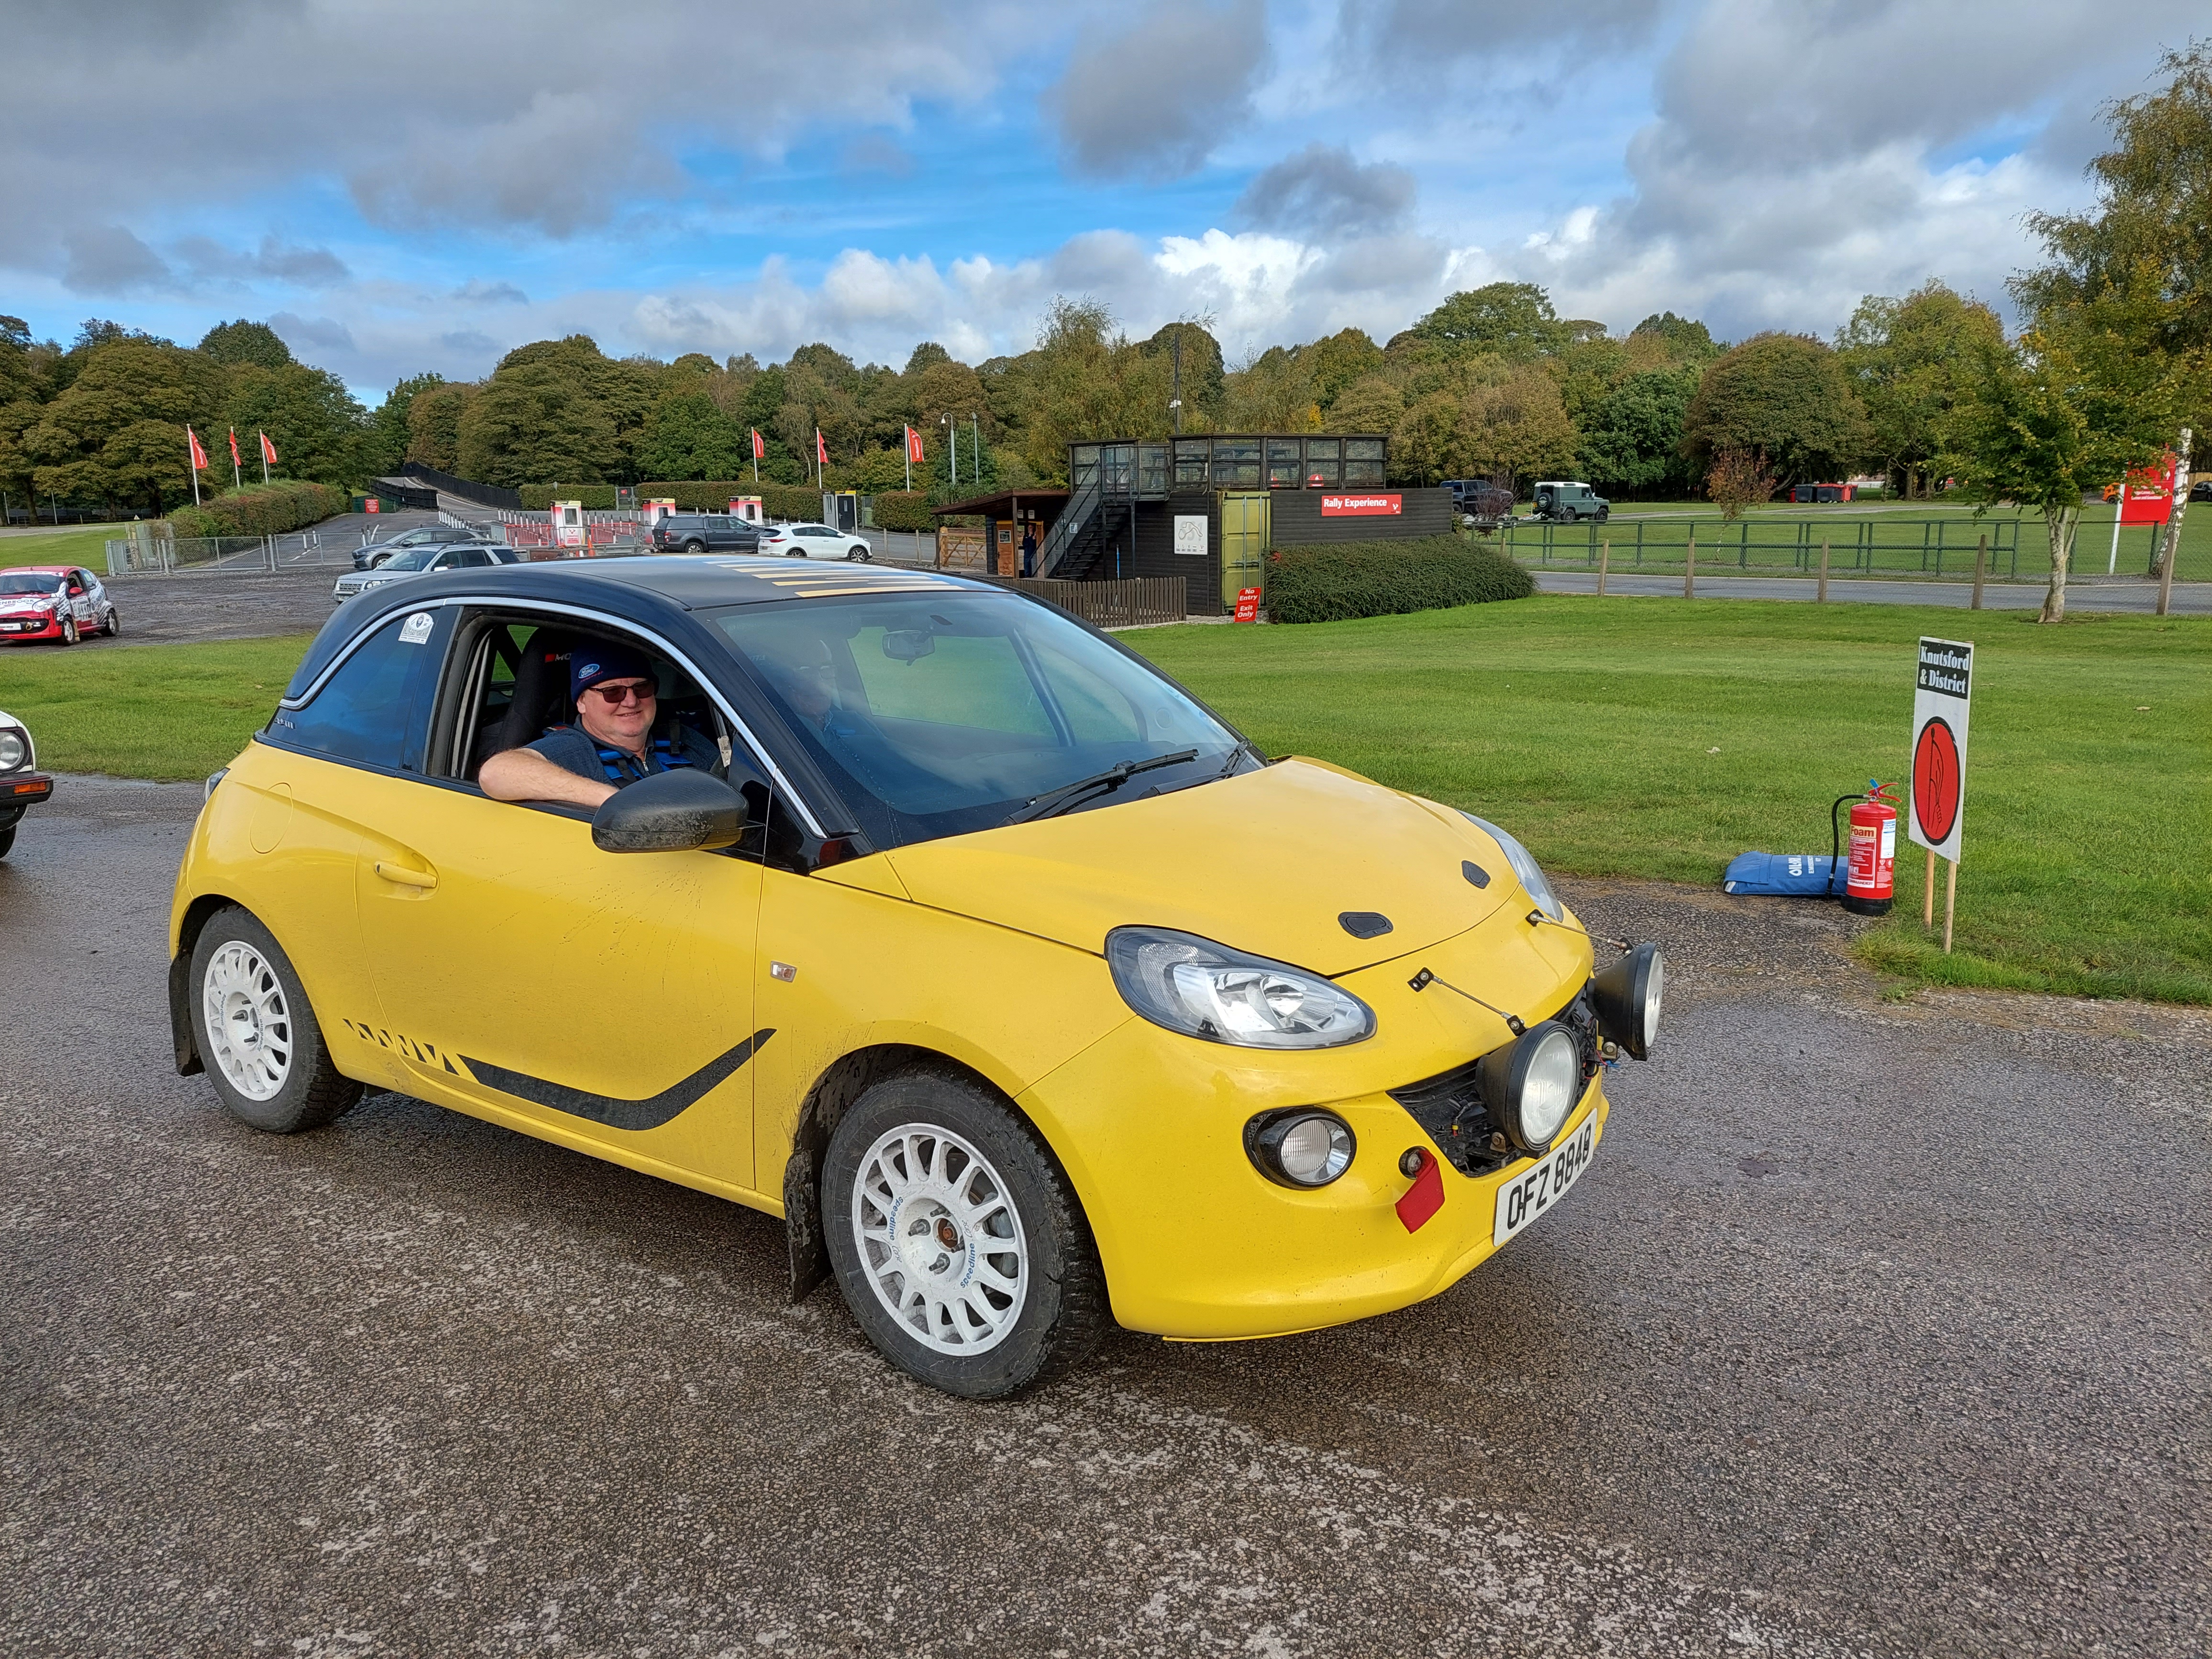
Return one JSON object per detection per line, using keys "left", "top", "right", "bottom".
{"left": 0, "top": 0, "right": 2195, "bottom": 399}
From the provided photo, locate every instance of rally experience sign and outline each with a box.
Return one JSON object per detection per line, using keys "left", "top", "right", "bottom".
{"left": 1908, "top": 637, "right": 1973, "bottom": 863}
{"left": 1320, "top": 493, "right": 1402, "bottom": 517}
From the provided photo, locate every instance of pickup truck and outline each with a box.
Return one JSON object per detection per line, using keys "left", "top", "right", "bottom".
{"left": 651, "top": 513, "right": 763, "bottom": 555}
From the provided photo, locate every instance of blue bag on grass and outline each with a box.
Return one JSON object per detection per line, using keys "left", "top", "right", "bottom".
{"left": 1722, "top": 851, "right": 1842, "bottom": 897}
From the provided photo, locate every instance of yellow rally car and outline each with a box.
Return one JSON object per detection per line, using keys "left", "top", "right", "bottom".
{"left": 169, "top": 557, "right": 1662, "bottom": 1397}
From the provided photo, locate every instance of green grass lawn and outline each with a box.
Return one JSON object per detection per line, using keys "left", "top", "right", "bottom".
{"left": 0, "top": 525, "right": 127, "bottom": 571}
{"left": 0, "top": 634, "right": 310, "bottom": 778}
{"left": 1130, "top": 598, "right": 2211, "bottom": 1006}
{"left": 4, "top": 601, "right": 2204, "bottom": 1005}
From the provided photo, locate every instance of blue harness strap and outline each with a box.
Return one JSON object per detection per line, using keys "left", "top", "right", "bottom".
{"left": 550, "top": 725, "right": 696, "bottom": 786}
{"left": 593, "top": 734, "right": 696, "bottom": 784}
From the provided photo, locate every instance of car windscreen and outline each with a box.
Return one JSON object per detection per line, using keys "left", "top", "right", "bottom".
{"left": 377, "top": 545, "right": 442, "bottom": 571}
{"left": 0, "top": 574, "right": 62, "bottom": 595}
{"left": 709, "top": 590, "right": 1242, "bottom": 849}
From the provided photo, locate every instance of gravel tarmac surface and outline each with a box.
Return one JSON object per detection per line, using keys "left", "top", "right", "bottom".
{"left": 3, "top": 776, "right": 2205, "bottom": 1658}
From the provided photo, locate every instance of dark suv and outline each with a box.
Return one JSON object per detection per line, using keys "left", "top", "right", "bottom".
{"left": 651, "top": 513, "right": 762, "bottom": 555}
{"left": 1443, "top": 479, "right": 1516, "bottom": 527}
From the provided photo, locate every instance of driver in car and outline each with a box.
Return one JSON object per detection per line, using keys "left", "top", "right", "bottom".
{"left": 479, "top": 643, "right": 719, "bottom": 808}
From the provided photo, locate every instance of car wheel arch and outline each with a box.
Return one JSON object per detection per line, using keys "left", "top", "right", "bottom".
{"left": 168, "top": 895, "right": 360, "bottom": 1087}
{"left": 780, "top": 1042, "right": 1089, "bottom": 1308}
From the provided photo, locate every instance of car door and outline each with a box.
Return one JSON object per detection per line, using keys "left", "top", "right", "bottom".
{"left": 63, "top": 570, "right": 91, "bottom": 627}
{"left": 348, "top": 610, "right": 771, "bottom": 1195}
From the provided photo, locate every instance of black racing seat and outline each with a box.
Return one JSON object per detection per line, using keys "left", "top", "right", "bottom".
{"left": 480, "top": 627, "right": 575, "bottom": 770}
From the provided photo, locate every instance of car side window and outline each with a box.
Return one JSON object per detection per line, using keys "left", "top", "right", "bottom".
{"left": 267, "top": 609, "right": 448, "bottom": 771}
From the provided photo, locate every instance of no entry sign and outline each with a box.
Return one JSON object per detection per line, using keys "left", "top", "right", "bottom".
{"left": 1908, "top": 637, "right": 1972, "bottom": 862}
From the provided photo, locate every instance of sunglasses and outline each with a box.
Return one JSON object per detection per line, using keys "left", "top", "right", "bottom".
{"left": 583, "top": 679, "right": 655, "bottom": 706}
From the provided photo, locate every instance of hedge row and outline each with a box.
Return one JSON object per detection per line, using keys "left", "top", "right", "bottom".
{"left": 169, "top": 480, "right": 348, "bottom": 540}
{"left": 1264, "top": 535, "right": 1534, "bottom": 624}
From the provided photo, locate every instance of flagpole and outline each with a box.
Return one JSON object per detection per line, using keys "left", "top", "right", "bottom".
{"left": 231, "top": 430, "right": 241, "bottom": 491}
{"left": 188, "top": 427, "right": 201, "bottom": 506}
{"left": 904, "top": 428, "right": 911, "bottom": 492}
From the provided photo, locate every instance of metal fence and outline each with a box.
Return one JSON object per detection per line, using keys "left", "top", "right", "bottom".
{"left": 978, "top": 575, "right": 1187, "bottom": 628}
{"left": 106, "top": 528, "right": 354, "bottom": 575}
{"left": 1500, "top": 515, "right": 2038, "bottom": 578}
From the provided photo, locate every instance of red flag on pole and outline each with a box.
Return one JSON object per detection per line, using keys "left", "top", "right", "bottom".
{"left": 906, "top": 425, "right": 925, "bottom": 465}
{"left": 187, "top": 426, "right": 209, "bottom": 470}
{"left": 816, "top": 429, "right": 828, "bottom": 465}
{"left": 228, "top": 428, "right": 242, "bottom": 466}
{"left": 259, "top": 431, "right": 278, "bottom": 464}
{"left": 750, "top": 428, "right": 764, "bottom": 460}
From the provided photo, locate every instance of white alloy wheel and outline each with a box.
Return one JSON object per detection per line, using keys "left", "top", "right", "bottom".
{"left": 851, "top": 1124, "right": 1028, "bottom": 1355}
{"left": 202, "top": 940, "right": 293, "bottom": 1101}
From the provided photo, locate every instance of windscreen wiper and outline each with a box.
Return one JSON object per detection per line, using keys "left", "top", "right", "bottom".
{"left": 1006, "top": 749, "right": 1199, "bottom": 825}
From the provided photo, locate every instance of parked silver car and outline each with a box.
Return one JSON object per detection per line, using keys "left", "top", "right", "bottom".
{"left": 332, "top": 541, "right": 520, "bottom": 602}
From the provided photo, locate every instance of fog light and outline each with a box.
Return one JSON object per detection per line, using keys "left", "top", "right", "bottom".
{"left": 1246, "top": 1110, "right": 1355, "bottom": 1188}
{"left": 1476, "top": 1021, "right": 1582, "bottom": 1156}
{"left": 1590, "top": 942, "right": 1664, "bottom": 1061}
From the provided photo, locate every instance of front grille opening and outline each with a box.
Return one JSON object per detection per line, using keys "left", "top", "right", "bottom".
{"left": 1387, "top": 989, "right": 1602, "bottom": 1175}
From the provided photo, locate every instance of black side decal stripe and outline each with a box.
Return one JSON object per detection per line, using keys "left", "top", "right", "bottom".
{"left": 459, "top": 1029, "right": 775, "bottom": 1132}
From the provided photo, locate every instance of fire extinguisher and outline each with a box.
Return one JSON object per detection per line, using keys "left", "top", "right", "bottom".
{"left": 1832, "top": 779, "right": 1899, "bottom": 916}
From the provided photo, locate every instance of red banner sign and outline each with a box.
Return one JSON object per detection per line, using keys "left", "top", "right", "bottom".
{"left": 2118, "top": 453, "right": 2178, "bottom": 525}
{"left": 1233, "top": 586, "right": 1261, "bottom": 622}
{"left": 1321, "top": 493, "right": 1401, "bottom": 517}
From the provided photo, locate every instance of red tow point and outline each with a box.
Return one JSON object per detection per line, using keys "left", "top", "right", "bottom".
{"left": 1395, "top": 1149, "right": 1445, "bottom": 1233}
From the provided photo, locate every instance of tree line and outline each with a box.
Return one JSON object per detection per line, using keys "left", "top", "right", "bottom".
{"left": 2, "top": 42, "right": 2201, "bottom": 602}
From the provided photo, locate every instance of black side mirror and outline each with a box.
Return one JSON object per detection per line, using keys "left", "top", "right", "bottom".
{"left": 591, "top": 769, "right": 747, "bottom": 853}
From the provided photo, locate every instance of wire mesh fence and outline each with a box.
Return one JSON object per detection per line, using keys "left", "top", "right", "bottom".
{"left": 105, "top": 527, "right": 356, "bottom": 575}
{"left": 1497, "top": 513, "right": 2203, "bottom": 583}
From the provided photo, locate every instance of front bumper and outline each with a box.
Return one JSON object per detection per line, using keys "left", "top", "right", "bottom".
{"left": 0, "top": 613, "right": 64, "bottom": 640}
{"left": 1019, "top": 897, "right": 1613, "bottom": 1340}
{"left": 2, "top": 772, "right": 54, "bottom": 821}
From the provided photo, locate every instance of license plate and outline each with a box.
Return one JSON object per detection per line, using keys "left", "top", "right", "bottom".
{"left": 1492, "top": 1116, "right": 1598, "bottom": 1247}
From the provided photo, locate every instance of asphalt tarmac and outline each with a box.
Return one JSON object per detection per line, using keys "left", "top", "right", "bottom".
{"left": 3, "top": 777, "right": 2204, "bottom": 1658}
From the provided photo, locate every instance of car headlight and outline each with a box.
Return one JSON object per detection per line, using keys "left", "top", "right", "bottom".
{"left": 1476, "top": 1020, "right": 1583, "bottom": 1154}
{"left": 1591, "top": 941, "right": 1664, "bottom": 1061}
{"left": 0, "top": 728, "right": 26, "bottom": 771}
{"left": 1245, "top": 1109, "right": 1356, "bottom": 1188}
{"left": 1106, "top": 926, "right": 1376, "bottom": 1049}
{"left": 1460, "top": 812, "right": 1562, "bottom": 921}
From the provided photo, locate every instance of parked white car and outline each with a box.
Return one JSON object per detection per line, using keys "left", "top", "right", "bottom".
{"left": 0, "top": 706, "right": 53, "bottom": 859}
{"left": 758, "top": 522, "right": 873, "bottom": 561}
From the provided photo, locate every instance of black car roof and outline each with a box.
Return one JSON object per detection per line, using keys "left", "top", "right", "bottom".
{"left": 287, "top": 555, "right": 1000, "bottom": 699}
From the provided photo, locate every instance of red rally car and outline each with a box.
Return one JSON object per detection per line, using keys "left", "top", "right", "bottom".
{"left": 0, "top": 566, "right": 120, "bottom": 645}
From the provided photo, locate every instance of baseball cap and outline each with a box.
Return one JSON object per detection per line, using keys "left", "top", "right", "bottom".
{"left": 571, "top": 642, "right": 655, "bottom": 700}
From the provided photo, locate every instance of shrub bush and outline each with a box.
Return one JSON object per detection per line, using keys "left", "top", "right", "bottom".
{"left": 1265, "top": 535, "right": 1534, "bottom": 624}
{"left": 169, "top": 480, "right": 348, "bottom": 540}
{"left": 868, "top": 490, "right": 936, "bottom": 531}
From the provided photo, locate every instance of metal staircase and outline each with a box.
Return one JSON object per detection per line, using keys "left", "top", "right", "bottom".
{"left": 1037, "top": 445, "right": 1139, "bottom": 580}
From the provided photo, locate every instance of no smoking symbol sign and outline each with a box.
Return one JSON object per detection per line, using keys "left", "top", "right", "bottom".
{"left": 1913, "top": 717, "right": 1960, "bottom": 847}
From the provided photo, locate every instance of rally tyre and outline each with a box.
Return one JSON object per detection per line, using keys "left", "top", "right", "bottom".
{"left": 823, "top": 1066, "right": 1105, "bottom": 1399}
{"left": 189, "top": 906, "right": 362, "bottom": 1134}
{"left": 103, "top": 607, "right": 120, "bottom": 636}
{"left": 60, "top": 615, "right": 78, "bottom": 645}
{"left": 0, "top": 824, "right": 13, "bottom": 860}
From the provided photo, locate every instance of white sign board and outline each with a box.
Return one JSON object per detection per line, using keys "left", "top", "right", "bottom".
{"left": 1908, "top": 636, "right": 1972, "bottom": 862}
{"left": 1173, "top": 514, "right": 1208, "bottom": 557}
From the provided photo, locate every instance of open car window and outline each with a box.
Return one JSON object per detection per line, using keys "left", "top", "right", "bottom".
{"left": 429, "top": 610, "right": 776, "bottom": 845}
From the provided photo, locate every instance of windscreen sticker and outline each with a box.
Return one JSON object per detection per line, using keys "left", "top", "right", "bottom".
{"left": 398, "top": 612, "right": 434, "bottom": 644}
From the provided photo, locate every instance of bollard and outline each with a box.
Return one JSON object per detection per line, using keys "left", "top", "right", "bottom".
{"left": 1971, "top": 534, "right": 1986, "bottom": 611}
{"left": 1596, "top": 539, "right": 1609, "bottom": 597}
{"left": 1817, "top": 537, "right": 1829, "bottom": 603}
{"left": 1683, "top": 536, "right": 1695, "bottom": 599}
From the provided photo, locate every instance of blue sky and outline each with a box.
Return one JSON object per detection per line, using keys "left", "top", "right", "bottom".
{"left": 0, "top": 0, "right": 2194, "bottom": 404}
